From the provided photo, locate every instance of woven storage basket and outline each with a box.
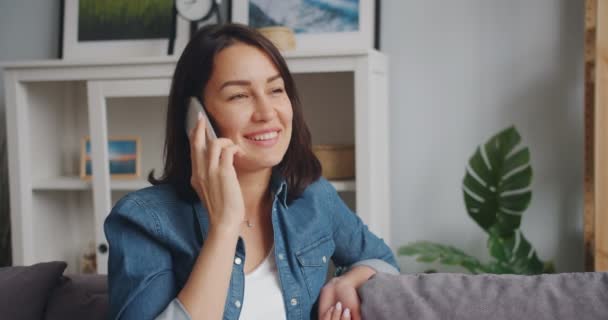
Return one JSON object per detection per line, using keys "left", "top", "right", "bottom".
{"left": 312, "top": 144, "right": 355, "bottom": 180}
{"left": 257, "top": 26, "right": 296, "bottom": 51}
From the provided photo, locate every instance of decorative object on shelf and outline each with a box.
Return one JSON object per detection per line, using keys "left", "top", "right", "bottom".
{"left": 231, "top": 0, "right": 379, "bottom": 53}
{"left": 80, "top": 241, "right": 97, "bottom": 274}
{"left": 176, "top": 0, "right": 223, "bottom": 22}
{"left": 59, "top": 0, "right": 190, "bottom": 59}
{"left": 257, "top": 26, "right": 296, "bottom": 51}
{"left": 399, "top": 126, "right": 555, "bottom": 275}
{"left": 172, "top": 0, "right": 227, "bottom": 52}
{"left": 312, "top": 144, "right": 355, "bottom": 180}
{"left": 80, "top": 136, "right": 141, "bottom": 180}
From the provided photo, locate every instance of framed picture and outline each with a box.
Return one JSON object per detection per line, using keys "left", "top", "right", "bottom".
{"left": 231, "top": 0, "right": 379, "bottom": 53}
{"left": 60, "top": 0, "right": 190, "bottom": 59}
{"left": 80, "top": 136, "right": 141, "bottom": 180}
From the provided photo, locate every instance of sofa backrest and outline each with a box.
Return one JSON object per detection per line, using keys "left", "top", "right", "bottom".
{"left": 358, "top": 272, "right": 608, "bottom": 320}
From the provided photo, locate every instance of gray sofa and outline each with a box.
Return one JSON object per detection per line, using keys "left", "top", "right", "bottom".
{"left": 0, "top": 261, "right": 106, "bottom": 320}
{"left": 359, "top": 272, "right": 608, "bottom": 319}
{"left": 1, "top": 261, "right": 607, "bottom": 319}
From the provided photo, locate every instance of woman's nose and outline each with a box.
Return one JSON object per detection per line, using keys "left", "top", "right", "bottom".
{"left": 252, "top": 95, "right": 277, "bottom": 122}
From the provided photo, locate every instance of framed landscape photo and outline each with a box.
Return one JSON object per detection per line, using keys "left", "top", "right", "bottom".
{"left": 80, "top": 136, "right": 141, "bottom": 180}
{"left": 231, "top": 0, "right": 378, "bottom": 53}
{"left": 60, "top": 0, "right": 190, "bottom": 59}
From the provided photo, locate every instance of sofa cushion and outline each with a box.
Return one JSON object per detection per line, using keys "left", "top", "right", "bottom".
{"left": 358, "top": 272, "right": 608, "bottom": 320}
{"left": 44, "top": 273, "right": 108, "bottom": 320}
{"left": 0, "top": 261, "right": 67, "bottom": 320}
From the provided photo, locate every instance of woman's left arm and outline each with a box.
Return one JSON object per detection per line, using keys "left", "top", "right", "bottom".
{"left": 323, "top": 178, "right": 400, "bottom": 278}
{"left": 317, "top": 179, "right": 400, "bottom": 319}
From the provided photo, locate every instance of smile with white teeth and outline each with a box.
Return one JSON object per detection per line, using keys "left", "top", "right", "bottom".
{"left": 247, "top": 131, "right": 278, "bottom": 141}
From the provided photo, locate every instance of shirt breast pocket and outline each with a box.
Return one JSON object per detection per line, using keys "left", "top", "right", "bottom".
{"left": 296, "top": 235, "right": 335, "bottom": 299}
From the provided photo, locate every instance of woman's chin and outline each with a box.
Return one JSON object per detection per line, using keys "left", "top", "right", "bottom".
{"left": 235, "top": 155, "right": 282, "bottom": 172}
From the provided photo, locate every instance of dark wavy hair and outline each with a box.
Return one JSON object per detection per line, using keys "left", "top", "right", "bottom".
{"left": 149, "top": 23, "right": 321, "bottom": 204}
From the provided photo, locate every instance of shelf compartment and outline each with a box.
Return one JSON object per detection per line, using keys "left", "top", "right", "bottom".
{"left": 30, "top": 190, "right": 94, "bottom": 274}
{"left": 106, "top": 96, "right": 167, "bottom": 183}
{"left": 26, "top": 81, "right": 89, "bottom": 182}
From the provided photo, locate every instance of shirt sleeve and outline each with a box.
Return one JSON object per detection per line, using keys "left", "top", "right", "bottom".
{"left": 104, "top": 196, "right": 190, "bottom": 320}
{"left": 154, "top": 298, "right": 192, "bottom": 320}
{"left": 322, "top": 179, "right": 401, "bottom": 274}
{"left": 348, "top": 259, "right": 400, "bottom": 275}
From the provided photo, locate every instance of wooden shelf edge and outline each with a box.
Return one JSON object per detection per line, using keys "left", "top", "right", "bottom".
{"left": 32, "top": 177, "right": 355, "bottom": 193}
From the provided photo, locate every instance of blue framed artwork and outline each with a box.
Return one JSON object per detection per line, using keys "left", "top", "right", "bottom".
{"left": 80, "top": 136, "right": 141, "bottom": 179}
{"left": 231, "top": 0, "right": 379, "bottom": 53}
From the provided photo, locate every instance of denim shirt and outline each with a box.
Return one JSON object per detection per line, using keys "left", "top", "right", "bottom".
{"left": 104, "top": 175, "right": 399, "bottom": 320}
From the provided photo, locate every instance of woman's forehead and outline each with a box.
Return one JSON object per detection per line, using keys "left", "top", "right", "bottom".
{"left": 210, "top": 43, "right": 281, "bottom": 82}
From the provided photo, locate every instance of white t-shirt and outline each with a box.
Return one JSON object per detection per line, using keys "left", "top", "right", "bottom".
{"left": 239, "top": 246, "right": 287, "bottom": 320}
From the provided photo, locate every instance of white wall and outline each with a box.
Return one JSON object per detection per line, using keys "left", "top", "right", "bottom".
{"left": 0, "top": 0, "right": 61, "bottom": 266}
{"left": 0, "top": 0, "right": 61, "bottom": 123}
{"left": 382, "top": 0, "right": 585, "bottom": 272}
{"left": 0, "top": 1, "right": 586, "bottom": 272}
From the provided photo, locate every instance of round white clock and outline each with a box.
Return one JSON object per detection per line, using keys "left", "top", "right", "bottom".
{"left": 175, "top": 0, "right": 214, "bottom": 21}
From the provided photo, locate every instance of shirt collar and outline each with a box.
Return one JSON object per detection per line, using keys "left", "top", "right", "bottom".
{"left": 270, "top": 169, "right": 288, "bottom": 208}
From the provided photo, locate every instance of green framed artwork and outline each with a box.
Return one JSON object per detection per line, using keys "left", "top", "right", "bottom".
{"left": 60, "top": 0, "right": 190, "bottom": 59}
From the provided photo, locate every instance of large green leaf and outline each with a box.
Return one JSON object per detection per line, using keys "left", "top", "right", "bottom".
{"left": 462, "top": 126, "right": 532, "bottom": 236}
{"left": 487, "top": 230, "right": 545, "bottom": 274}
{"left": 399, "top": 241, "right": 492, "bottom": 274}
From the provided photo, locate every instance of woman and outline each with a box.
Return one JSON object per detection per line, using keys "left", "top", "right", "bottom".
{"left": 104, "top": 23, "right": 399, "bottom": 320}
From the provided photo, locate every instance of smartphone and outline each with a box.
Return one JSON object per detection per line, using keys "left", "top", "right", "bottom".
{"left": 186, "top": 97, "right": 217, "bottom": 140}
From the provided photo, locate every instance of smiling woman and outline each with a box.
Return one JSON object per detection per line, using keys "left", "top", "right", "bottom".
{"left": 104, "top": 23, "right": 399, "bottom": 320}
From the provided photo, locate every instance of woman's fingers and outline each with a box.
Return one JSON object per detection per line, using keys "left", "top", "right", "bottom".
{"left": 343, "top": 308, "right": 351, "bottom": 319}
{"left": 207, "top": 138, "right": 237, "bottom": 170}
{"left": 323, "top": 302, "right": 352, "bottom": 320}
{"left": 219, "top": 144, "right": 242, "bottom": 171}
{"left": 323, "top": 306, "right": 334, "bottom": 320}
{"left": 189, "top": 111, "right": 207, "bottom": 151}
{"left": 333, "top": 302, "right": 342, "bottom": 320}
{"left": 189, "top": 111, "right": 208, "bottom": 180}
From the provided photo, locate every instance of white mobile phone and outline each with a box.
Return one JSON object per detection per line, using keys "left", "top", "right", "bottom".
{"left": 186, "top": 97, "right": 217, "bottom": 140}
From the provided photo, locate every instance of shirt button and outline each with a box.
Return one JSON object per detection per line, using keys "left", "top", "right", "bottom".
{"left": 234, "top": 257, "right": 242, "bottom": 265}
{"left": 290, "top": 298, "right": 298, "bottom": 306}
{"left": 278, "top": 253, "right": 285, "bottom": 260}
{"left": 322, "top": 256, "right": 327, "bottom": 263}
{"left": 235, "top": 300, "right": 241, "bottom": 308}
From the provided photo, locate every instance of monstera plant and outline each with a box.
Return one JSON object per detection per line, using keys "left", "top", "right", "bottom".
{"left": 399, "top": 126, "right": 554, "bottom": 274}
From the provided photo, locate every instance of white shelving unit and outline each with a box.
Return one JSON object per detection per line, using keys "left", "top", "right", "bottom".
{"left": 2, "top": 49, "right": 391, "bottom": 274}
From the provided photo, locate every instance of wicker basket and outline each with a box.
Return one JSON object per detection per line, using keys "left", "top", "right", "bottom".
{"left": 312, "top": 144, "right": 355, "bottom": 180}
{"left": 257, "top": 26, "right": 296, "bottom": 51}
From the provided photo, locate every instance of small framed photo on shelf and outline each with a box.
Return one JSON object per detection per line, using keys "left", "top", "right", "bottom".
{"left": 231, "top": 0, "right": 379, "bottom": 53}
{"left": 80, "top": 136, "right": 141, "bottom": 180}
{"left": 60, "top": 0, "right": 190, "bottom": 59}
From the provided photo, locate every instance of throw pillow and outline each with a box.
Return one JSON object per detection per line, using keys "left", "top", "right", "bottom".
{"left": 0, "top": 261, "right": 67, "bottom": 320}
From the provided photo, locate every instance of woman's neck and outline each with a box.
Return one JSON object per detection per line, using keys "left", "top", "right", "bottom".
{"left": 236, "top": 168, "right": 273, "bottom": 218}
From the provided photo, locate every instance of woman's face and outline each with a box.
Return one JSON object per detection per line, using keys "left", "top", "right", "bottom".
{"left": 202, "top": 42, "right": 293, "bottom": 172}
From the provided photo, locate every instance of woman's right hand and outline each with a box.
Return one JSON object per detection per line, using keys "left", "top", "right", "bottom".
{"left": 322, "top": 302, "right": 352, "bottom": 320}
{"left": 189, "top": 111, "right": 245, "bottom": 232}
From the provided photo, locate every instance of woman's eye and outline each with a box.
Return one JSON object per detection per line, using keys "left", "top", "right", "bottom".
{"left": 272, "top": 88, "right": 284, "bottom": 94}
{"left": 229, "top": 93, "right": 247, "bottom": 101}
